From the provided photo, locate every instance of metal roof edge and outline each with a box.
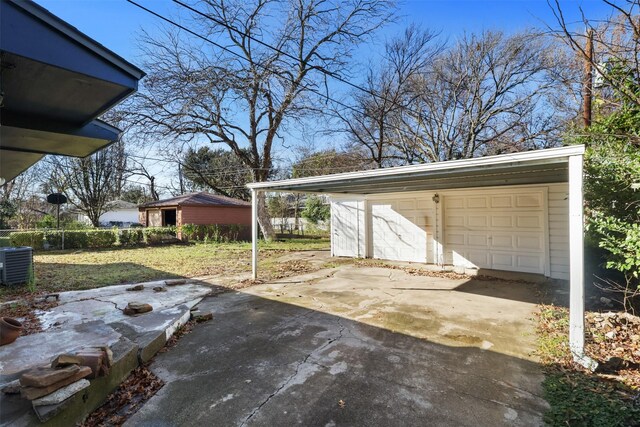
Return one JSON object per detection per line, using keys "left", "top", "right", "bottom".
{"left": 7, "top": 0, "right": 146, "bottom": 79}
{"left": 247, "top": 145, "right": 585, "bottom": 190}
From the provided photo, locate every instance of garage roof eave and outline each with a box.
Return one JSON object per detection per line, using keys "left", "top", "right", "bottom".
{"left": 247, "top": 145, "right": 585, "bottom": 194}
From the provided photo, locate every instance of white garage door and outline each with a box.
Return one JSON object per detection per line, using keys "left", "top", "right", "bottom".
{"left": 371, "top": 198, "right": 429, "bottom": 263}
{"left": 443, "top": 190, "right": 546, "bottom": 274}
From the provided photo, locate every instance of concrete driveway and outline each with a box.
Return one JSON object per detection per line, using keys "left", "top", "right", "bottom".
{"left": 127, "top": 262, "right": 550, "bottom": 426}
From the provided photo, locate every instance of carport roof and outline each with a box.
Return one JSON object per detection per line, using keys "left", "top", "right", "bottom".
{"left": 247, "top": 145, "right": 585, "bottom": 194}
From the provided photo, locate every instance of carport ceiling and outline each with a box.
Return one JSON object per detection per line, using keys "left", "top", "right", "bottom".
{"left": 248, "top": 146, "right": 582, "bottom": 195}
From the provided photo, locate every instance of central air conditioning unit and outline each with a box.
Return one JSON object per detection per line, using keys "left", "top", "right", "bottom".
{"left": 0, "top": 247, "right": 34, "bottom": 286}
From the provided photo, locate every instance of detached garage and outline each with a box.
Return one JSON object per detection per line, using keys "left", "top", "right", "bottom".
{"left": 247, "top": 145, "right": 594, "bottom": 368}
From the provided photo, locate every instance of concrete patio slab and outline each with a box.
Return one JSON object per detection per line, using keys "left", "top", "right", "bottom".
{"left": 128, "top": 265, "right": 550, "bottom": 426}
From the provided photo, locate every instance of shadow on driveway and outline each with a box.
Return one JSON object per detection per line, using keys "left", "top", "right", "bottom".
{"left": 127, "top": 265, "right": 552, "bottom": 427}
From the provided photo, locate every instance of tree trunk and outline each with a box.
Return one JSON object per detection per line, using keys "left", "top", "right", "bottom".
{"left": 256, "top": 192, "right": 276, "bottom": 241}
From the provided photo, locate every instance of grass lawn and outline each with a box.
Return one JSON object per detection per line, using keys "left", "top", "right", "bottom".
{"left": 0, "top": 239, "right": 329, "bottom": 302}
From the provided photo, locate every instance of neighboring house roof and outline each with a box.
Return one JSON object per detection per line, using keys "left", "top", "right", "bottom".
{"left": 105, "top": 200, "right": 138, "bottom": 210}
{"left": 139, "top": 192, "right": 251, "bottom": 208}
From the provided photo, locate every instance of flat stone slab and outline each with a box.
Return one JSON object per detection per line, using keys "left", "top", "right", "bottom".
{"left": 32, "top": 379, "right": 90, "bottom": 407}
{"left": 20, "top": 365, "right": 82, "bottom": 388}
{"left": 38, "top": 283, "right": 211, "bottom": 330}
{"left": 0, "top": 321, "right": 121, "bottom": 377}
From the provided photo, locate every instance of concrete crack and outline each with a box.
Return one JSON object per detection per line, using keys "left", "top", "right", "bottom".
{"left": 93, "top": 298, "right": 124, "bottom": 312}
{"left": 239, "top": 321, "right": 345, "bottom": 426}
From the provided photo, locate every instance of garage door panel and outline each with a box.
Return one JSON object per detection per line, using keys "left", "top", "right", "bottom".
{"left": 467, "top": 197, "right": 488, "bottom": 208}
{"left": 516, "top": 235, "right": 543, "bottom": 250}
{"left": 444, "top": 190, "right": 546, "bottom": 274}
{"left": 467, "top": 215, "right": 488, "bottom": 228}
{"left": 516, "top": 194, "right": 542, "bottom": 208}
{"left": 491, "top": 216, "right": 513, "bottom": 228}
{"left": 467, "top": 250, "right": 490, "bottom": 267}
{"left": 516, "top": 255, "right": 544, "bottom": 271}
{"left": 447, "top": 197, "right": 465, "bottom": 209}
{"left": 491, "top": 196, "right": 513, "bottom": 208}
{"left": 491, "top": 253, "right": 514, "bottom": 269}
{"left": 467, "top": 234, "right": 488, "bottom": 247}
{"left": 446, "top": 232, "right": 465, "bottom": 245}
{"left": 491, "top": 235, "right": 514, "bottom": 249}
{"left": 516, "top": 215, "right": 542, "bottom": 228}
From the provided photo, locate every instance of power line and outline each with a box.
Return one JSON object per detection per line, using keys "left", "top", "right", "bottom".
{"left": 124, "top": 0, "right": 464, "bottom": 137}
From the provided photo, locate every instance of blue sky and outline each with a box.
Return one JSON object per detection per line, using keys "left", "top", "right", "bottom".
{"left": 37, "top": 0, "right": 613, "bottom": 68}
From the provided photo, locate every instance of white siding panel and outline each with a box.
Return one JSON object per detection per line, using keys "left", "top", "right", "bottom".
{"left": 548, "top": 183, "right": 570, "bottom": 280}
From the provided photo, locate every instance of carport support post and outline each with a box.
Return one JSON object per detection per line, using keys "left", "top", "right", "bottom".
{"left": 568, "top": 154, "right": 597, "bottom": 370}
{"left": 251, "top": 189, "right": 258, "bottom": 279}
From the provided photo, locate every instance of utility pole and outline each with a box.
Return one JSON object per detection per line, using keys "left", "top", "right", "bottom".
{"left": 178, "top": 163, "right": 185, "bottom": 195}
{"left": 583, "top": 28, "right": 594, "bottom": 129}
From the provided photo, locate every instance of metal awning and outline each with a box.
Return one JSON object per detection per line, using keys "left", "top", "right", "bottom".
{"left": 0, "top": 0, "right": 145, "bottom": 182}
{"left": 247, "top": 145, "right": 584, "bottom": 194}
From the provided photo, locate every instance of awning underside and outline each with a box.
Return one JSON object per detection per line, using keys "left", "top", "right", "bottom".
{"left": 256, "top": 161, "right": 568, "bottom": 195}
{"left": 0, "top": 0, "right": 144, "bottom": 182}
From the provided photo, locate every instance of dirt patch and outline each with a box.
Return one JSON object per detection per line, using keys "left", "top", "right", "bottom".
{"left": 537, "top": 305, "right": 640, "bottom": 391}
{"left": 0, "top": 296, "right": 59, "bottom": 335}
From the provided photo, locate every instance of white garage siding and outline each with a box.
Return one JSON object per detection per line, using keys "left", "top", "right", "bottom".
{"left": 548, "top": 183, "right": 570, "bottom": 280}
{"left": 330, "top": 184, "right": 570, "bottom": 280}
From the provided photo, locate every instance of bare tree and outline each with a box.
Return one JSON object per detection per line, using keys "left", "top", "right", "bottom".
{"left": 180, "top": 147, "right": 252, "bottom": 200}
{"left": 128, "top": 0, "right": 394, "bottom": 239}
{"left": 338, "top": 25, "right": 440, "bottom": 167}
{"left": 393, "top": 30, "right": 578, "bottom": 163}
{"left": 127, "top": 157, "right": 161, "bottom": 201}
{"left": 49, "top": 142, "right": 127, "bottom": 227}
{"left": 549, "top": 0, "right": 640, "bottom": 108}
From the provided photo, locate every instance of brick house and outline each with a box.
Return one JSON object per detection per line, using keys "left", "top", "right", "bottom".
{"left": 138, "top": 192, "right": 251, "bottom": 234}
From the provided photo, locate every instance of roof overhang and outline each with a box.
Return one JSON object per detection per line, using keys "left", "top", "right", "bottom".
{"left": 247, "top": 146, "right": 586, "bottom": 195}
{"left": 0, "top": 0, "right": 145, "bottom": 182}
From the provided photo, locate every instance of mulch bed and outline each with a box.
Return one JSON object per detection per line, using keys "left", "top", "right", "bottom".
{"left": 537, "top": 305, "right": 640, "bottom": 392}
{"left": 80, "top": 365, "right": 164, "bottom": 427}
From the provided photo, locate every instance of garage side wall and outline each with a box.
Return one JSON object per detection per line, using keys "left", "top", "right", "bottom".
{"left": 548, "top": 183, "right": 570, "bottom": 280}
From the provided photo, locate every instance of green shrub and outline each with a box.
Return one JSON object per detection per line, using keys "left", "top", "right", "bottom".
{"left": 119, "top": 229, "right": 144, "bottom": 246}
{"left": 43, "top": 230, "right": 63, "bottom": 249}
{"left": 9, "top": 231, "right": 44, "bottom": 250}
{"left": 61, "top": 231, "right": 89, "bottom": 249}
{"left": 0, "top": 237, "right": 11, "bottom": 247}
{"left": 179, "top": 224, "right": 248, "bottom": 242}
{"left": 86, "top": 230, "right": 117, "bottom": 249}
{"left": 144, "top": 227, "right": 177, "bottom": 245}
